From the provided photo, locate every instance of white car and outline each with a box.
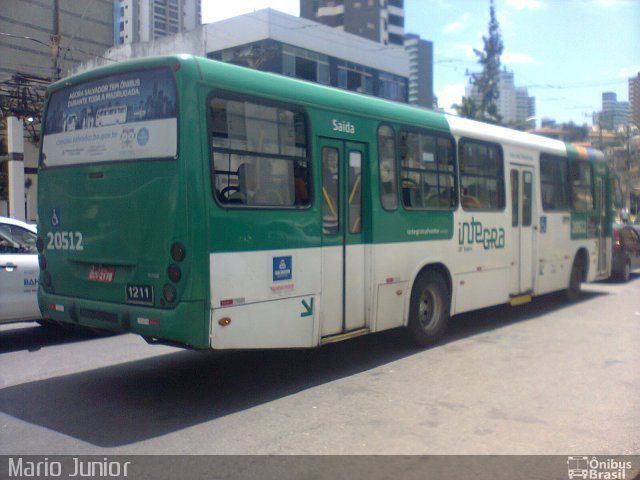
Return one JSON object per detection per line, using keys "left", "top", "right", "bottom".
{"left": 0, "top": 216, "right": 43, "bottom": 324}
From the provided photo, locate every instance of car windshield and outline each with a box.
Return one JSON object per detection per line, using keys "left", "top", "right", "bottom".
{"left": 0, "top": 223, "right": 37, "bottom": 253}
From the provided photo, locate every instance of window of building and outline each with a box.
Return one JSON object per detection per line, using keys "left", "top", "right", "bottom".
{"left": 378, "top": 124, "right": 398, "bottom": 211}
{"left": 569, "top": 160, "right": 593, "bottom": 212}
{"left": 459, "top": 139, "right": 504, "bottom": 210}
{"left": 389, "top": 15, "right": 404, "bottom": 27}
{"left": 210, "top": 96, "right": 310, "bottom": 208}
{"left": 378, "top": 73, "right": 407, "bottom": 102}
{"left": 282, "top": 45, "right": 329, "bottom": 85}
{"left": 388, "top": 33, "right": 404, "bottom": 46}
{"left": 540, "top": 153, "right": 570, "bottom": 210}
{"left": 337, "top": 64, "right": 373, "bottom": 94}
{"left": 399, "top": 129, "right": 456, "bottom": 209}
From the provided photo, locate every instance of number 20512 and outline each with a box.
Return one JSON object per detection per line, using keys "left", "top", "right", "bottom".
{"left": 47, "top": 231, "right": 84, "bottom": 251}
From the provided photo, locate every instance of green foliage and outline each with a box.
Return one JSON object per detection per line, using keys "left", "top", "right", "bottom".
{"left": 470, "top": 0, "right": 504, "bottom": 124}
{"left": 452, "top": 96, "right": 480, "bottom": 120}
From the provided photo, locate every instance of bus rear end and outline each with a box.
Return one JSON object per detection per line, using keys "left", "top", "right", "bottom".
{"left": 37, "top": 56, "right": 208, "bottom": 349}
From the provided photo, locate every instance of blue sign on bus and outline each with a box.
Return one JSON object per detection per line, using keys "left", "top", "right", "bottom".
{"left": 273, "top": 256, "right": 292, "bottom": 282}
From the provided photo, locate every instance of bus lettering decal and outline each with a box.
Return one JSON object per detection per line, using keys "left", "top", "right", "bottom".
{"left": 458, "top": 218, "right": 505, "bottom": 250}
{"left": 47, "top": 231, "right": 84, "bottom": 251}
{"left": 332, "top": 119, "right": 355, "bottom": 134}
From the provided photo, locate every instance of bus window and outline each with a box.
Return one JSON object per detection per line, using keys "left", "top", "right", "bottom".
{"left": 569, "top": 160, "right": 593, "bottom": 212}
{"left": 399, "top": 128, "right": 456, "bottom": 209}
{"left": 540, "top": 154, "right": 570, "bottom": 211}
{"left": 210, "top": 96, "right": 310, "bottom": 208}
{"left": 522, "top": 171, "right": 533, "bottom": 226}
{"left": 322, "top": 147, "right": 340, "bottom": 234}
{"left": 459, "top": 139, "right": 504, "bottom": 210}
{"left": 349, "top": 151, "right": 362, "bottom": 233}
{"left": 378, "top": 124, "right": 397, "bottom": 211}
{"left": 511, "top": 170, "right": 519, "bottom": 226}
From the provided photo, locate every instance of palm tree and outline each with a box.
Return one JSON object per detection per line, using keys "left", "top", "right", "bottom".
{"left": 452, "top": 96, "right": 479, "bottom": 120}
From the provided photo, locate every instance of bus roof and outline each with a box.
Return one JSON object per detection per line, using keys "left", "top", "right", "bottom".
{"left": 52, "top": 54, "right": 605, "bottom": 163}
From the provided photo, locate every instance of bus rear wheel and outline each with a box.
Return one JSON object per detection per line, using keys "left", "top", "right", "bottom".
{"left": 407, "top": 270, "right": 449, "bottom": 347}
{"left": 565, "top": 255, "right": 584, "bottom": 302}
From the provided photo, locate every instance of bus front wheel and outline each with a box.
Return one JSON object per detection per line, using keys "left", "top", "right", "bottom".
{"left": 407, "top": 270, "right": 449, "bottom": 347}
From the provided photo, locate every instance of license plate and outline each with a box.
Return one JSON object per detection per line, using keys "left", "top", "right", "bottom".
{"left": 88, "top": 265, "right": 115, "bottom": 283}
{"left": 126, "top": 284, "right": 154, "bottom": 305}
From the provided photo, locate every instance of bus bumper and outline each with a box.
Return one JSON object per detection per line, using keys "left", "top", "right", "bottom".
{"left": 39, "top": 290, "right": 208, "bottom": 349}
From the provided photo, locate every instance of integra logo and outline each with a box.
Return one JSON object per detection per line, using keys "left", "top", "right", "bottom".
{"left": 332, "top": 119, "right": 355, "bottom": 134}
{"left": 458, "top": 217, "right": 505, "bottom": 250}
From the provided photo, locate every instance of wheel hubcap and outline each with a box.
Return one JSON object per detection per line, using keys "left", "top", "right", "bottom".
{"left": 418, "top": 289, "right": 438, "bottom": 330}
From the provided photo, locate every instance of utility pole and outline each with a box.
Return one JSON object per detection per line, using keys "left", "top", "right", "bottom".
{"left": 51, "top": 0, "right": 61, "bottom": 81}
{"left": 7, "top": 116, "right": 25, "bottom": 221}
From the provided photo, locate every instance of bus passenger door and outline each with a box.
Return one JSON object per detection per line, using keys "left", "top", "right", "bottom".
{"left": 510, "top": 167, "right": 535, "bottom": 295}
{"left": 319, "top": 138, "right": 366, "bottom": 338}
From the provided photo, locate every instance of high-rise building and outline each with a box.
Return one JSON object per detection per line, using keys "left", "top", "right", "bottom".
{"left": 114, "top": 0, "right": 201, "bottom": 45}
{"left": 601, "top": 91, "right": 629, "bottom": 130}
{"left": 84, "top": 9, "right": 410, "bottom": 103}
{"left": 1, "top": 0, "right": 114, "bottom": 82}
{"left": 299, "top": 1, "right": 434, "bottom": 108}
{"left": 404, "top": 34, "right": 433, "bottom": 108}
{"left": 0, "top": 0, "right": 115, "bottom": 219}
{"left": 629, "top": 73, "right": 640, "bottom": 128}
{"left": 300, "top": 0, "right": 405, "bottom": 46}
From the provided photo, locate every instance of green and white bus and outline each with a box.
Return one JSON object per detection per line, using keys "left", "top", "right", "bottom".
{"left": 37, "top": 55, "right": 613, "bottom": 350}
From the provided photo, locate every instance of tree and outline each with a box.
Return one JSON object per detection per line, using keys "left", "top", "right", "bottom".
{"left": 470, "top": 0, "right": 504, "bottom": 124}
{"left": 452, "top": 96, "right": 480, "bottom": 120}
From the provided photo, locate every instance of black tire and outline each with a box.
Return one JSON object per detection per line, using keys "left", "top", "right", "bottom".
{"left": 620, "top": 259, "right": 631, "bottom": 282}
{"left": 407, "top": 270, "right": 449, "bottom": 347}
{"left": 565, "top": 255, "right": 584, "bottom": 302}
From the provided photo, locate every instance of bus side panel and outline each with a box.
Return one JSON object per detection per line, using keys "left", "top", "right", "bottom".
{"left": 535, "top": 211, "right": 575, "bottom": 295}
{"left": 211, "top": 296, "right": 317, "bottom": 349}
{"left": 209, "top": 249, "right": 321, "bottom": 348}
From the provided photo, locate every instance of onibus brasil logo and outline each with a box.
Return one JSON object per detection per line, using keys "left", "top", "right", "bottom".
{"left": 567, "top": 456, "right": 633, "bottom": 479}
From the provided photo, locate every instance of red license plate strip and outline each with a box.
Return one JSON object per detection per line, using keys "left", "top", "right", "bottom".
{"left": 88, "top": 265, "right": 116, "bottom": 283}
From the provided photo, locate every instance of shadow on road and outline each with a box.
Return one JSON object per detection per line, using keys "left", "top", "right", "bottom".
{"left": 0, "top": 323, "right": 114, "bottom": 354}
{"left": 596, "top": 271, "right": 640, "bottom": 285}
{"left": 0, "top": 289, "right": 607, "bottom": 448}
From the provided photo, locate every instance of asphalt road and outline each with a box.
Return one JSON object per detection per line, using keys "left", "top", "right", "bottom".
{"left": 1, "top": 276, "right": 639, "bottom": 457}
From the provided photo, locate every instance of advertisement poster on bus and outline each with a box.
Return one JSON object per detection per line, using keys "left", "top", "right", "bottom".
{"left": 42, "top": 68, "right": 177, "bottom": 166}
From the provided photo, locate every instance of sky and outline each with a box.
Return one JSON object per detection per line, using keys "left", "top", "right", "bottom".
{"left": 201, "top": 0, "right": 640, "bottom": 127}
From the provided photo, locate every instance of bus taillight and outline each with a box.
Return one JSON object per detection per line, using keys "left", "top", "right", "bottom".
{"left": 168, "top": 264, "right": 181, "bottom": 283}
{"left": 171, "top": 242, "right": 186, "bottom": 262}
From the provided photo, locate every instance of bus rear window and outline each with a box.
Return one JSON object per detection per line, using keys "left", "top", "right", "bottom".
{"left": 42, "top": 67, "right": 177, "bottom": 167}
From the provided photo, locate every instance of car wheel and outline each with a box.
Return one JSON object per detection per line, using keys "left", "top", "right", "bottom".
{"left": 407, "top": 270, "right": 449, "bottom": 347}
{"left": 621, "top": 259, "right": 631, "bottom": 282}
